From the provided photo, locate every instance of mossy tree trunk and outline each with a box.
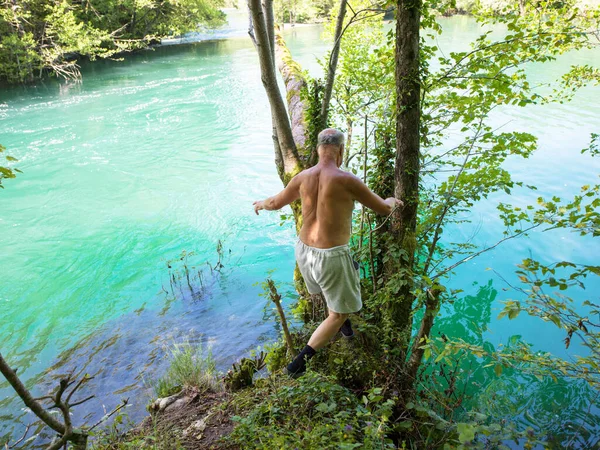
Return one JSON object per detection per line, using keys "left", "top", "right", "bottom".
{"left": 248, "top": 0, "right": 302, "bottom": 180}
{"left": 388, "top": 0, "right": 421, "bottom": 370}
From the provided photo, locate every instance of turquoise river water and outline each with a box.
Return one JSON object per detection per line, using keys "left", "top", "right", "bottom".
{"left": 1, "top": 11, "right": 599, "bottom": 448}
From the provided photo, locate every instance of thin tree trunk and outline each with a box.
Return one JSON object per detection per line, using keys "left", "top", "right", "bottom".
{"left": 248, "top": 0, "right": 300, "bottom": 177}
{"left": 407, "top": 287, "right": 440, "bottom": 381}
{"left": 358, "top": 115, "right": 367, "bottom": 251}
{"left": 344, "top": 115, "right": 353, "bottom": 167}
{"left": 319, "top": 0, "right": 347, "bottom": 125}
{"left": 390, "top": 0, "right": 421, "bottom": 357}
{"left": 307, "top": 0, "right": 347, "bottom": 167}
{"left": 262, "top": 0, "right": 275, "bottom": 64}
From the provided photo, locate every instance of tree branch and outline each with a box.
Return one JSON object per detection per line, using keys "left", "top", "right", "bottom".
{"left": 88, "top": 398, "right": 129, "bottom": 431}
{"left": 0, "top": 353, "right": 66, "bottom": 435}
{"left": 267, "top": 279, "right": 295, "bottom": 355}
{"left": 423, "top": 115, "right": 487, "bottom": 275}
{"left": 7, "top": 423, "right": 32, "bottom": 449}
{"left": 431, "top": 223, "right": 543, "bottom": 280}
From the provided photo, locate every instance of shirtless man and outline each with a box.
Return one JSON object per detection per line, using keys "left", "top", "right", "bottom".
{"left": 253, "top": 128, "right": 402, "bottom": 377}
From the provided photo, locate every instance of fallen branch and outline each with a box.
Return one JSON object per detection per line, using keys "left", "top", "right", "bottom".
{"left": 267, "top": 279, "right": 295, "bottom": 355}
{"left": 88, "top": 398, "right": 129, "bottom": 431}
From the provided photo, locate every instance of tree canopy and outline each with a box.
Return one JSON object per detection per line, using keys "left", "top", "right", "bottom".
{"left": 0, "top": 0, "right": 226, "bottom": 83}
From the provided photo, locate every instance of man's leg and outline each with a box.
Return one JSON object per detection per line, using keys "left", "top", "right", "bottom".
{"left": 325, "top": 303, "right": 354, "bottom": 338}
{"left": 286, "top": 311, "right": 348, "bottom": 377}
{"left": 307, "top": 311, "right": 348, "bottom": 350}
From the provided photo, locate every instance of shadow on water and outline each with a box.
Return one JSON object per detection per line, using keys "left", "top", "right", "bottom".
{"left": 422, "top": 280, "right": 600, "bottom": 449}
{"left": 0, "top": 245, "right": 283, "bottom": 448}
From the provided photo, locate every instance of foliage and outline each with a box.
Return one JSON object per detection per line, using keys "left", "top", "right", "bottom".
{"left": 223, "top": 352, "right": 266, "bottom": 391}
{"left": 276, "top": 0, "right": 600, "bottom": 446}
{"left": 226, "top": 372, "right": 397, "bottom": 449}
{"left": 0, "top": 0, "right": 226, "bottom": 83}
{"left": 0, "top": 144, "right": 21, "bottom": 189}
{"left": 151, "top": 342, "right": 220, "bottom": 398}
{"left": 274, "top": 0, "right": 335, "bottom": 24}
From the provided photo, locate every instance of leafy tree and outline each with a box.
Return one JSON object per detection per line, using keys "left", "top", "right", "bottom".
{"left": 0, "top": 0, "right": 226, "bottom": 83}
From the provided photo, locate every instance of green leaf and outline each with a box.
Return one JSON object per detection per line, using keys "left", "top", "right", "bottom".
{"left": 456, "top": 423, "right": 475, "bottom": 443}
{"left": 508, "top": 308, "right": 520, "bottom": 320}
{"left": 494, "top": 364, "right": 503, "bottom": 377}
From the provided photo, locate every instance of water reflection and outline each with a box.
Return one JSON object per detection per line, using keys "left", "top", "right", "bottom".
{"left": 0, "top": 247, "right": 285, "bottom": 447}
{"left": 423, "top": 280, "right": 600, "bottom": 448}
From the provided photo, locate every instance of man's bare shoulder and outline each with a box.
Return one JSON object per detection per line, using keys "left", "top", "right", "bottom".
{"left": 287, "top": 168, "right": 308, "bottom": 183}
{"left": 336, "top": 169, "right": 363, "bottom": 187}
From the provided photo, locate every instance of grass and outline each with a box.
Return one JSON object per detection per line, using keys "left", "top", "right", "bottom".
{"left": 152, "top": 342, "right": 221, "bottom": 398}
{"left": 91, "top": 415, "right": 185, "bottom": 450}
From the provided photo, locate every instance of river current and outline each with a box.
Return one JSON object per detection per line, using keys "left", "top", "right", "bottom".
{"left": 1, "top": 11, "right": 599, "bottom": 447}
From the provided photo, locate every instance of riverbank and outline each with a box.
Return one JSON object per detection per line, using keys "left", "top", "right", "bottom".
{"left": 93, "top": 323, "right": 397, "bottom": 449}
{"left": 441, "top": 0, "right": 599, "bottom": 15}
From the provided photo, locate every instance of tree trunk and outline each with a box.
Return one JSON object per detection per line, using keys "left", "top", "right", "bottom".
{"left": 274, "top": 28, "right": 311, "bottom": 166}
{"left": 248, "top": 0, "right": 301, "bottom": 178}
{"left": 390, "top": 0, "right": 421, "bottom": 359}
{"left": 319, "top": 0, "right": 347, "bottom": 125}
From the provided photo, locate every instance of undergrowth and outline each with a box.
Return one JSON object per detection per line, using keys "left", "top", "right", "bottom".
{"left": 92, "top": 415, "right": 185, "bottom": 450}
{"left": 224, "top": 371, "right": 396, "bottom": 449}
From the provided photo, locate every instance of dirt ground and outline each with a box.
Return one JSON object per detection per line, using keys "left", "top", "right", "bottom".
{"left": 135, "top": 389, "right": 238, "bottom": 449}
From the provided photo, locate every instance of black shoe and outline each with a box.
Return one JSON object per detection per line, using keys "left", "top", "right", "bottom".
{"left": 340, "top": 318, "right": 354, "bottom": 339}
{"left": 284, "top": 345, "right": 316, "bottom": 379}
{"left": 284, "top": 363, "right": 306, "bottom": 379}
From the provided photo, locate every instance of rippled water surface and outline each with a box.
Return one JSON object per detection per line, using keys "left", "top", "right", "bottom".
{"left": 1, "top": 12, "right": 599, "bottom": 446}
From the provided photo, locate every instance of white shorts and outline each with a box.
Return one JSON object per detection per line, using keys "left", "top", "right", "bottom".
{"left": 295, "top": 240, "right": 362, "bottom": 314}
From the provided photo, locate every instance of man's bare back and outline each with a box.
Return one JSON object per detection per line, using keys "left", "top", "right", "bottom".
{"left": 296, "top": 165, "right": 355, "bottom": 248}
{"left": 255, "top": 159, "right": 401, "bottom": 249}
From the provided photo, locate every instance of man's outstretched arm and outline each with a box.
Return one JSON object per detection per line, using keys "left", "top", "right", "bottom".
{"left": 253, "top": 175, "right": 302, "bottom": 215}
{"left": 349, "top": 176, "right": 403, "bottom": 215}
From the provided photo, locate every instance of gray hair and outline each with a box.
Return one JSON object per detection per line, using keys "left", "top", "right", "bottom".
{"left": 317, "top": 128, "right": 345, "bottom": 148}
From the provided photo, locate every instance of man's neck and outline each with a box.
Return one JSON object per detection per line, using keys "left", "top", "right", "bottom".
{"left": 317, "top": 156, "right": 339, "bottom": 168}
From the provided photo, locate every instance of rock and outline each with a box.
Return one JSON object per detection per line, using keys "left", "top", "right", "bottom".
{"left": 150, "top": 391, "right": 184, "bottom": 412}
{"left": 165, "top": 397, "right": 188, "bottom": 412}
{"left": 183, "top": 416, "right": 209, "bottom": 440}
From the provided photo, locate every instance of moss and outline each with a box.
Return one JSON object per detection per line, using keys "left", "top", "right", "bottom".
{"left": 401, "top": 229, "right": 417, "bottom": 263}
{"left": 275, "top": 30, "right": 305, "bottom": 82}
{"left": 283, "top": 164, "right": 303, "bottom": 186}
